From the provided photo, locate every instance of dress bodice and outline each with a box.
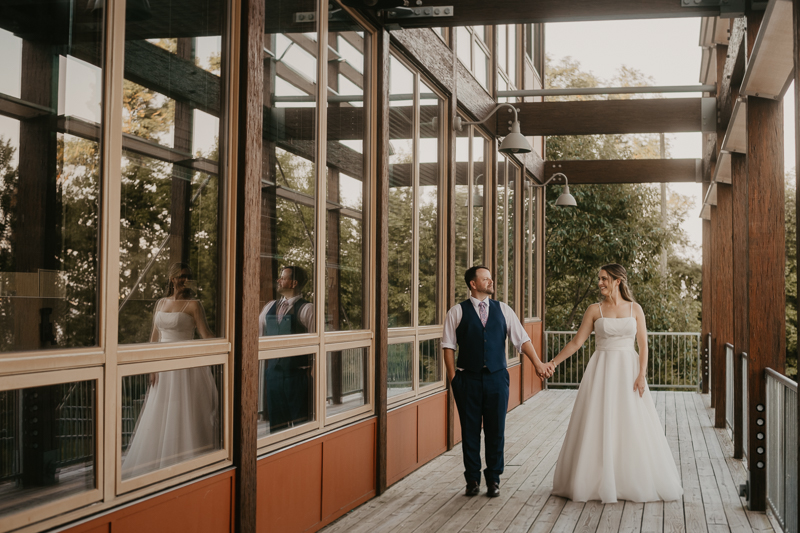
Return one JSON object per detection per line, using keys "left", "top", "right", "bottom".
{"left": 594, "top": 317, "right": 636, "bottom": 351}
{"left": 155, "top": 311, "right": 196, "bottom": 342}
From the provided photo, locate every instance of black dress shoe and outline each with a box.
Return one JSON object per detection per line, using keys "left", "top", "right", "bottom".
{"left": 487, "top": 482, "right": 500, "bottom": 497}
{"left": 465, "top": 480, "right": 480, "bottom": 496}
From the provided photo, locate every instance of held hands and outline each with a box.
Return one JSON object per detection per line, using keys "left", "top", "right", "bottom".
{"left": 535, "top": 361, "right": 555, "bottom": 379}
{"left": 633, "top": 374, "right": 647, "bottom": 397}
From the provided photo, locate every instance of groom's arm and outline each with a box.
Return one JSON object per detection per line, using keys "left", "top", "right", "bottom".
{"left": 444, "top": 348, "right": 456, "bottom": 382}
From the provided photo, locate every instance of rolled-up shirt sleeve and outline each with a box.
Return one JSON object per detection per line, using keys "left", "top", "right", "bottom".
{"left": 500, "top": 302, "right": 531, "bottom": 353}
{"left": 441, "top": 304, "right": 463, "bottom": 350}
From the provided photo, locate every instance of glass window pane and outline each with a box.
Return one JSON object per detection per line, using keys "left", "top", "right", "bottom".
{"left": 496, "top": 158, "right": 506, "bottom": 302}
{"left": 455, "top": 126, "right": 470, "bottom": 304}
{"left": 418, "top": 81, "right": 443, "bottom": 326}
{"left": 474, "top": 45, "right": 489, "bottom": 92}
{"left": 0, "top": 4, "right": 104, "bottom": 353}
{"left": 118, "top": 2, "right": 227, "bottom": 344}
{"left": 326, "top": 347, "right": 368, "bottom": 417}
{"left": 473, "top": 134, "right": 488, "bottom": 268}
{"left": 456, "top": 27, "right": 471, "bottom": 69}
{"left": 497, "top": 25, "right": 507, "bottom": 74}
{"left": 524, "top": 181, "right": 532, "bottom": 318}
{"left": 259, "top": 1, "right": 318, "bottom": 338}
{"left": 419, "top": 338, "right": 442, "bottom": 386}
{"left": 258, "top": 354, "right": 315, "bottom": 437}
{"left": 388, "top": 57, "right": 414, "bottom": 328}
{"left": 507, "top": 164, "right": 517, "bottom": 312}
{"left": 508, "top": 25, "right": 517, "bottom": 86}
{"left": 0, "top": 381, "right": 96, "bottom": 515}
{"left": 387, "top": 342, "right": 412, "bottom": 397}
{"left": 121, "top": 365, "right": 223, "bottom": 480}
{"left": 326, "top": 13, "right": 369, "bottom": 332}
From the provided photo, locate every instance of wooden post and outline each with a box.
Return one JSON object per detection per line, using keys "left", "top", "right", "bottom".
{"left": 711, "top": 182, "right": 733, "bottom": 430}
{"left": 744, "top": 6, "right": 786, "bottom": 511}
{"left": 701, "top": 180, "right": 711, "bottom": 395}
{"left": 374, "top": 28, "right": 390, "bottom": 495}
{"left": 731, "top": 152, "right": 747, "bottom": 460}
{"left": 446, "top": 28, "right": 458, "bottom": 451}
{"left": 233, "top": 0, "right": 263, "bottom": 529}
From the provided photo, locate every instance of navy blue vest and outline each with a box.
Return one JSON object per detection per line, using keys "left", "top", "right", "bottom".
{"left": 455, "top": 299, "right": 508, "bottom": 373}
{"left": 263, "top": 298, "right": 309, "bottom": 337}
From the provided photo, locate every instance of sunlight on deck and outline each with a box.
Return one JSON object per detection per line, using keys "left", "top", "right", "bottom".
{"left": 321, "top": 390, "right": 775, "bottom": 533}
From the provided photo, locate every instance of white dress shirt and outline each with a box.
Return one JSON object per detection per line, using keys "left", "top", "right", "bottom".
{"left": 258, "top": 295, "right": 316, "bottom": 334}
{"left": 442, "top": 295, "right": 530, "bottom": 353}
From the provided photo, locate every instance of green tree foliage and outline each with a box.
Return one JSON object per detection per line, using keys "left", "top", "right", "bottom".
{"left": 544, "top": 56, "right": 702, "bottom": 334}
{"left": 785, "top": 172, "right": 797, "bottom": 379}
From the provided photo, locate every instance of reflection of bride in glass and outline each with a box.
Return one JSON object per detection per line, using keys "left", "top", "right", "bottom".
{"left": 122, "top": 263, "right": 219, "bottom": 479}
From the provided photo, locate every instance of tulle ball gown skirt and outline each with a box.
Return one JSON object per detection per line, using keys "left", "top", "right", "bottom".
{"left": 551, "top": 345, "right": 683, "bottom": 503}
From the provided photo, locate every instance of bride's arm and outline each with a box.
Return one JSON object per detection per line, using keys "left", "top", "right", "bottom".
{"left": 550, "top": 305, "right": 598, "bottom": 367}
{"left": 633, "top": 303, "right": 648, "bottom": 397}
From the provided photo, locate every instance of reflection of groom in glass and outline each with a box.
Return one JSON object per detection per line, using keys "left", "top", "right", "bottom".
{"left": 258, "top": 266, "right": 314, "bottom": 431}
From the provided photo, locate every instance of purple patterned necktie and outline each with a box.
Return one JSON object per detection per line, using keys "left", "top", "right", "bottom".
{"left": 479, "top": 301, "right": 487, "bottom": 327}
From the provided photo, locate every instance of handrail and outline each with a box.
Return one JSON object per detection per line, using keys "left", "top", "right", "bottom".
{"left": 766, "top": 367, "right": 798, "bottom": 392}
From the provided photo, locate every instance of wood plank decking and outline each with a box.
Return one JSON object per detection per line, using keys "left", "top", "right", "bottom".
{"left": 321, "top": 390, "right": 774, "bottom": 533}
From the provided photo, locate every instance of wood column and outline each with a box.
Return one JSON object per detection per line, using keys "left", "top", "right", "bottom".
{"left": 701, "top": 180, "right": 711, "bottom": 395}
{"left": 233, "top": 0, "right": 263, "bottom": 529}
{"left": 744, "top": 6, "right": 786, "bottom": 510}
{"left": 711, "top": 182, "right": 733, "bottom": 429}
{"left": 446, "top": 28, "right": 458, "bottom": 451}
{"left": 374, "top": 28, "right": 390, "bottom": 495}
{"left": 731, "top": 152, "right": 747, "bottom": 459}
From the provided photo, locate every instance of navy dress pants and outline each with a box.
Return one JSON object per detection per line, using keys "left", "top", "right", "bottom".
{"left": 451, "top": 367, "right": 510, "bottom": 485}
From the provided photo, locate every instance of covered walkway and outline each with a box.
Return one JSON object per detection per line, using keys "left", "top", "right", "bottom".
{"left": 322, "top": 390, "right": 773, "bottom": 533}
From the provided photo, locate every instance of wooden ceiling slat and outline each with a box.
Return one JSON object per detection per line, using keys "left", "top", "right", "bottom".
{"left": 509, "top": 98, "right": 709, "bottom": 136}
{"left": 543, "top": 159, "right": 702, "bottom": 184}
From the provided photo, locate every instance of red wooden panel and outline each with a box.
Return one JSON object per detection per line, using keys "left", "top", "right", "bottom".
{"left": 257, "top": 442, "right": 322, "bottom": 533}
{"left": 507, "top": 364, "right": 521, "bottom": 411}
{"left": 61, "top": 471, "right": 235, "bottom": 533}
{"left": 417, "top": 393, "right": 447, "bottom": 465}
{"left": 321, "top": 420, "right": 377, "bottom": 522}
{"left": 386, "top": 403, "right": 419, "bottom": 485}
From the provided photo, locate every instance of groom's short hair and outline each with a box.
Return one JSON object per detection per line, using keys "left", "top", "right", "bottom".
{"left": 464, "top": 265, "right": 489, "bottom": 291}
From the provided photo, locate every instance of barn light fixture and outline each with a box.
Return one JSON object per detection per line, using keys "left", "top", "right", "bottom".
{"left": 453, "top": 103, "right": 532, "bottom": 154}
{"left": 531, "top": 172, "right": 577, "bottom": 207}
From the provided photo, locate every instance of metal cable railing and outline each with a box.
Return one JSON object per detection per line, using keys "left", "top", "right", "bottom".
{"left": 544, "top": 331, "right": 701, "bottom": 390}
{"left": 765, "top": 367, "right": 797, "bottom": 533}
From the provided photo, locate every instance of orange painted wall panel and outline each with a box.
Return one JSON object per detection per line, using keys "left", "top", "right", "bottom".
{"left": 387, "top": 391, "right": 448, "bottom": 486}
{"left": 257, "top": 441, "right": 323, "bottom": 533}
{"left": 62, "top": 470, "right": 235, "bottom": 533}
{"left": 387, "top": 403, "right": 419, "bottom": 485}
{"left": 321, "top": 421, "right": 376, "bottom": 521}
{"left": 507, "top": 364, "right": 521, "bottom": 411}
{"left": 417, "top": 394, "right": 447, "bottom": 465}
{"left": 523, "top": 322, "right": 544, "bottom": 401}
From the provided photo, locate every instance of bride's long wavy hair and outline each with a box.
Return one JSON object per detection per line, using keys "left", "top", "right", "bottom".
{"left": 599, "top": 263, "right": 636, "bottom": 303}
{"left": 165, "top": 262, "right": 193, "bottom": 298}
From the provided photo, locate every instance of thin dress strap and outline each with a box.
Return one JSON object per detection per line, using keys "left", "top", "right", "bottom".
{"left": 598, "top": 302, "right": 603, "bottom": 318}
{"left": 180, "top": 299, "right": 192, "bottom": 313}
{"left": 630, "top": 302, "right": 634, "bottom": 317}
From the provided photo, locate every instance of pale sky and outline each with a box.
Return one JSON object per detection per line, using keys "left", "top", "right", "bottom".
{"left": 546, "top": 18, "right": 797, "bottom": 261}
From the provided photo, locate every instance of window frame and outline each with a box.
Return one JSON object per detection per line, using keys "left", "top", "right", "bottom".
{"left": 386, "top": 51, "right": 448, "bottom": 408}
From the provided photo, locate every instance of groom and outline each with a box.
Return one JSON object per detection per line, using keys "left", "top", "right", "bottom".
{"left": 442, "top": 266, "right": 554, "bottom": 497}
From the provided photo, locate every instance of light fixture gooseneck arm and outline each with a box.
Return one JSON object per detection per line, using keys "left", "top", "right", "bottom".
{"left": 454, "top": 103, "right": 519, "bottom": 131}
{"left": 534, "top": 172, "right": 569, "bottom": 188}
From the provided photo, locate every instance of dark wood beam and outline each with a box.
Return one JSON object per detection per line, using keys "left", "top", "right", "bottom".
{"left": 731, "top": 151, "right": 747, "bottom": 460}
{"left": 390, "top": 28, "right": 496, "bottom": 125}
{"left": 701, "top": 181, "right": 712, "bottom": 395}
{"left": 380, "top": 0, "right": 721, "bottom": 28}
{"left": 542, "top": 159, "right": 702, "bottom": 184}
{"left": 233, "top": 0, "right": 263, "bottom": 530}
{"left": 374, "top": 28, "right": 390, "bottom": 496}
{"left": 711, "top": 184, "right": 733, "bottom": 430}
{"left": 720, "top": 18, "right": 746, "bottom": 129}
{"left": 511, "top": 98, "right": 710, "bottom": 136}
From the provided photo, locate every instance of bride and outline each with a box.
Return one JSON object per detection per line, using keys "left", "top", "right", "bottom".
{"left": 549, "top": 263, "right": 682, "bottom": 503}
{"left": 122, "top": 263, "right": 219, "bottom": 479}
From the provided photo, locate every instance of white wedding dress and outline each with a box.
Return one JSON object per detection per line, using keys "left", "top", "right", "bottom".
{"left": 122, "top": 302, "right": 219, "bottom": 479}
{"left": 552, "top": 303, "right": 683, "bottom": 503}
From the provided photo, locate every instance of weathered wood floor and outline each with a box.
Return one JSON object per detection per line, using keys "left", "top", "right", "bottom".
{"left": 321, "top": 390, "right": 774, "bottom": 533}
